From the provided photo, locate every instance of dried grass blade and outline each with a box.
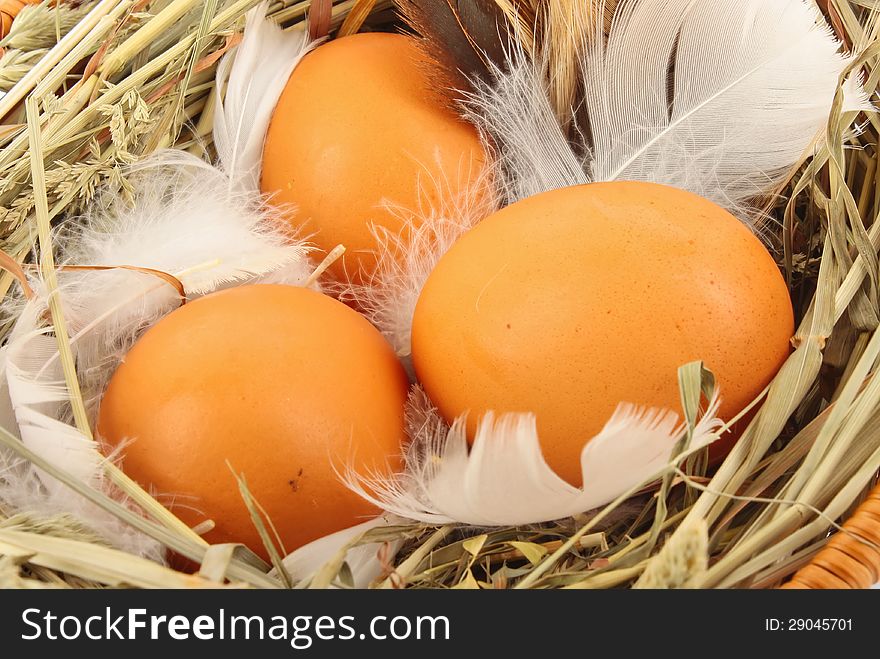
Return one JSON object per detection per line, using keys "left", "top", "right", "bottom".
{"left": 230, "top": 466, "right": 293, "bottom": 588}
{"left": 0, "top": 0, "right": 128, "bottom": 120}
{"left": 0, "top": 529, "right": 229, "bottom": 589}
{"left": 338, "top": 0, "right": 375, "bottom": 36}
{"left": 0, "top": 425, "right": 279, "bottom": 588}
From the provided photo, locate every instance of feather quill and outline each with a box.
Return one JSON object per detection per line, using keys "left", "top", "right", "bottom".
{"left": 346, "top": 386, "right": 723, "bottom": 526}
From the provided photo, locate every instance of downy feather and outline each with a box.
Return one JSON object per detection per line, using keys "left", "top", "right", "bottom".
{"left": 469, "top": 0, "right": 873, "bottom": 216}
{"left": 466, "top": 47, "right": 589, "bottom": 203}
{"left": 346, "top": 386, "right": 723, "bottom": 526}
{"left": 335, "top": 164, "right": 497, "bottom": 366}
{"left": 0, "top": 6, "right": 317, "bottom": 555}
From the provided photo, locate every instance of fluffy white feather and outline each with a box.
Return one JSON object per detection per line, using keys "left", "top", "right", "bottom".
{"left": 468, "top": 0, "right": 872, "bottom": 217}
{"left": 465, "top": 49, "right": 588, "bottom": 205}
{"left": 17, "top": 150, "right": 314, "bottom": 421}
{"left": 1, "top": 307, "right": 163, "bottom": 559}
{"left": 0, "top": 7, "right": 318, "bottom": 555}
{"left": 213, "top": 2, "right": 318, "bottom": 192}
{"left": 335, "top": 165, "right": 497, "bottom": 366}
{"left": 346, "top": 386, "right": 723, "bottom": 526}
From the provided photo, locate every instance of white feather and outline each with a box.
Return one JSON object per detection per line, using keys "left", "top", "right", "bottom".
{"left": 335, "top": 167, "right": 496, "bottom": 366}
{"left": 579, "top": 398, "right": 723, "bottom": 507}
{"left": 587, "top": 0, "right": 871, "bottom": 212}
{"left": 468, "top": 0, "right": 872, "bottom": 217}
{"left": 1, "top": 307, "right": 163, "bottom": 558}
{"left": 283, "top": 516, "right": 400, "bottom": 588}
{"left": 465, "top": 48, "right": 589, "bottom": 205}
{"left": 3, "top": 305, "right": 96, "bottom": 487}
{"left": 17, "top": 150, "right": 314, "bottom": 421}
{"left": 0, "top": 347, "right": 19, "bottom": 441}
{"left": 213, "top": 2, "right": 318, "bottom": 192}
{"left": 346, "top": 386, "right": 723, "bottom": 526}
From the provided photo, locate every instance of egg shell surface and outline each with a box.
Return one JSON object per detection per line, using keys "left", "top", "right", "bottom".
{"left": 98, "top": 284, "right": 409, "bottom": 558}
{"left": 411, "top": 182, "right": 794, "bottom": 485}
{"left": 261, "top": 32, "right": 487, "bottom": 283}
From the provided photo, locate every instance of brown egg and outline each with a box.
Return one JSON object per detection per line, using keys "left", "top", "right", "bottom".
{"left": 261, "top": 33, "right": 487, "bottom": 283}
{"left": 411, "top": 182, "right": 794, "bottom": 486}
{"left": 97, "top": 285, "right": 408, "bottom": 559}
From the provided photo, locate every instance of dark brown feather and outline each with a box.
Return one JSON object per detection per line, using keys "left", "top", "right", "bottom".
{"left": 396, "top": 0, "right": 529, "bottom": 93}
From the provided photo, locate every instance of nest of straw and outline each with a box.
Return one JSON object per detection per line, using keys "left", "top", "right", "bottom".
{"left": 1, "top": 0, "right": 879, "bottom": 590}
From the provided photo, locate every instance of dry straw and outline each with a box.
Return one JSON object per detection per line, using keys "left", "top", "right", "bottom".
{"left": 1, "top": 0, "right": 879, "bottom": 588}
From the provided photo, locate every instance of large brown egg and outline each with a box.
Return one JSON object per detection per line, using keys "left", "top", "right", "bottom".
{"left": 411, "top": 182, "right": 794, "bottom": 486}
{"left": 97, "top": 285, "right": 408, "bottom": 559}
{"left": 261, "top": 33, "right": 487, "bottom": 283}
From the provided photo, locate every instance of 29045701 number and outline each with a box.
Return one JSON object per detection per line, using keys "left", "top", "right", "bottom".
{"left": 764, "top": 619, "right": 852, "bottom": 631}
